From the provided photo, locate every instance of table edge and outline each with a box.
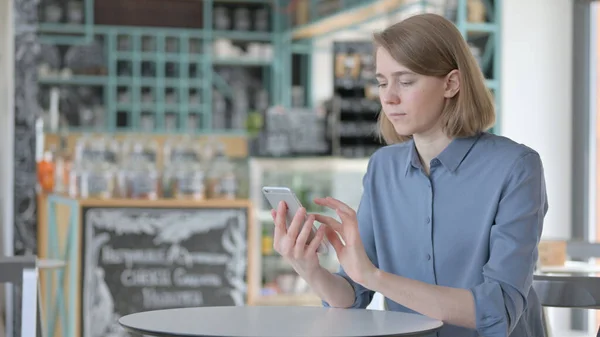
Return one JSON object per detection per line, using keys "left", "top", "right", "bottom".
{"left": 119, "top": 320, "right": 444, "bottom": 337}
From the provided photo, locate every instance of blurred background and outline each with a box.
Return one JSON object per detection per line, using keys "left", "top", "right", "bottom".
{"left": 0, "top": 0, "right": 597, "bottom": 336}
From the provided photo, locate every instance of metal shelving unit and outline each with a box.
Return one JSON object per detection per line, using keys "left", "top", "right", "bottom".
{"left": 37, "top": 0, "right": 280, "bottom": 133}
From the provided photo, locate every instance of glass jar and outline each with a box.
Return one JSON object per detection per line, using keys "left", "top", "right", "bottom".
{"left": 174, "top": 164, "right": 205, "bottom": 200}
{"left": 219, "top": 170, "right": 238, "bottom": 200}
{"left": 206, "top": 143, "right": 238, "bottom": 199}
{"left": 79, "top": 163, "right": 115, "bottom": 199}
{"left": 127, "top": 161, "right": 160, "bottom": 200}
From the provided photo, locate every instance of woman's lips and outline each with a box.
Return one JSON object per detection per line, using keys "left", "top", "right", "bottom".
{"left": 388, "top": 113, "right": 407, "bottom": 120}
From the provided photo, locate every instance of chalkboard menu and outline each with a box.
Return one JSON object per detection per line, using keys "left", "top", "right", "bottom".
{"left": 81, "top": 206, "right": 249, "bottom": 337}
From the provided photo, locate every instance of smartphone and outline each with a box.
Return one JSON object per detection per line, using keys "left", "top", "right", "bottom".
{"left": 262, "top": 186, "right": 329, "bottom": 254}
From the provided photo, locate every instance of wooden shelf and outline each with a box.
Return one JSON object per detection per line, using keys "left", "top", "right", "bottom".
{"left": 43, "top": 132, "right": 249, "bottom": 167}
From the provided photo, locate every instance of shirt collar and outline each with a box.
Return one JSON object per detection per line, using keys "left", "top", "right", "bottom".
{"left": 404, "top": 133, "right": 483, "bottom": 176}
{"left": 404, "top": 139, "right": 422, "bottom": 175}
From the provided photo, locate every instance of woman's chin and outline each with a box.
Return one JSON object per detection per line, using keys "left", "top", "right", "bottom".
{"left": 392, "top": 124, "right": 414, "bottom": 137}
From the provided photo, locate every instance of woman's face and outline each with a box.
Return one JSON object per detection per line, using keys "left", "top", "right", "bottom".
{"left": 375, "top": 47, "right": 455, "bottom": 138}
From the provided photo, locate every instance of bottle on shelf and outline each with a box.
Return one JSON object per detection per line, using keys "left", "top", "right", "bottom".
{"left": 165, "top": 137, "right": 206, "bottom": 200}
{"left": 206, "top": 141, "right": 238, "bottom": 200}
{"left": 120, "top": 134, "right": 160, "bottom": 200}
{"left": 79, "top": 162, "right": 116, "bottom": 199}
{"left": 37, "top": 150, "right": 55, "bottom": 193}
{"left": 70, "top": 134, "right": 90, "bottom": 198}
{"left": 53, "top": 119, "right": 72, "bottom": 195}
{"left": 68, "top": 162, "right": 81, "bottom": 198}
{"left": 81, "top": 134, "right": 118, "bottom": 199}
{"left": 173, "top": 162, "right": 205, "bottom": 200}
{"left": 163, "top": 117, "right": 207, "bottom": 199}
{"left": 71, "top": 133, "right": 120, "bottom": 199}
{"left": 125, "top": 156, "right": 160, "bottom": 200}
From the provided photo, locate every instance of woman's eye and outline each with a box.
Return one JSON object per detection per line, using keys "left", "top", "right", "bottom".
{"left": 400, "top": 81, "right": 413, "bottom": 86}
{"left": 378, "top": 83, "right": 387, "bottom": 88}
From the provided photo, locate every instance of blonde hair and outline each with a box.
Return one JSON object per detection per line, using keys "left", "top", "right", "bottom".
{"left": 373, "top": 13, "right": 495, "bottom": 144}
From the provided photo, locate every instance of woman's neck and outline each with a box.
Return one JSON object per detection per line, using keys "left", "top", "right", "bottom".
{"left": 413, "top": 127, "right": 452, "bottom": 174}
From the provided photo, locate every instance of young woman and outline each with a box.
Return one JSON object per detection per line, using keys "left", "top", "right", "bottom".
{"left": 271, "top": 13, "right": 547, "bottom": 337}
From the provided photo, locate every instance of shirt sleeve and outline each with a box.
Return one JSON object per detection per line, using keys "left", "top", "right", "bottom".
{"left": 322, "top": 155, "right": 379, "bottom": 309}
{"left": 470, "top": 151, "right": 548, "bottom": 336}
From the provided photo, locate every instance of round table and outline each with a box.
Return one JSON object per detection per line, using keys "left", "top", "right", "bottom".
{"left": 118, "top": 306, "right": 443, "bottom": 337}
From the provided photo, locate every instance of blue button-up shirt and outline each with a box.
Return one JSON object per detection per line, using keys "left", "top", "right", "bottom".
{"left": 323, "top": 132, "right": 548, "bottom": 337}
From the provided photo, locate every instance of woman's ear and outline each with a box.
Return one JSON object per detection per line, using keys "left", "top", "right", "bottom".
{"left": 443, "top": 69, "right": 460, "bottom": 98}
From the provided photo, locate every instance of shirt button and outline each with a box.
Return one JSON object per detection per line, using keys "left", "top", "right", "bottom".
{"left": 426, "top": 217, "right": 431, "bottom": 224}
{"left": 426, "top": 254, "right": 431, "bottom": 261}
{"left": 431, "top": 159, "right": 439, "bottom": 166}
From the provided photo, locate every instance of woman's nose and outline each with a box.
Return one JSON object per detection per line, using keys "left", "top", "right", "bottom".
{"left": 381, "top": 88, "right": 400, "bottom": 105}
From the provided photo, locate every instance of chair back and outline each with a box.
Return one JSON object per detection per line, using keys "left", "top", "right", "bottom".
{"left": 0, "top": 256, "right": 38, "bottom": 337}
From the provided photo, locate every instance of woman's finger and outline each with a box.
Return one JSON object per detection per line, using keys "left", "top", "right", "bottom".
{"left": 324, "top": 226, "right": 344, "bottom": 253}
{"left": 307, "top": 225, "right": 326, "bottom": 254}
{"left": 294, "top": 214, "right": 315, "bottom": 258}
{"left": 313, "top": 197, "right": 335, "bottom": 210}
{"left": 273, "top": 202, "right": 287, "bottom": 242}
{"left": 336, "top": 209, "right": 357, "bottom": 227}
{"left": 271, "top": 209, "right": 278, "bottom": 240}
{"left": 313, "top": 214, "right": 343, "bottom": 233}
{"left": 296, "top": 214, "right": 315, "bottom": 248}
{"left": 315, "top": 197, "right": 353, "bottom": 214}
{"left": 286, "top": 207, "right": 306, "bottom": 241}
{"left": 329, "top": 198, "right": 355, "bottom": 215}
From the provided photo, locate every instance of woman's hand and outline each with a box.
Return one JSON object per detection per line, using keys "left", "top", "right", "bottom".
{"left": 271, "top": 201, "right": 327, "bottom": 280}
{"left": 313, "top": 197, "right": 377, "bottom": 287}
